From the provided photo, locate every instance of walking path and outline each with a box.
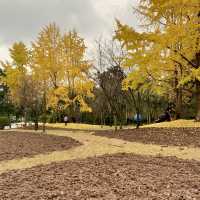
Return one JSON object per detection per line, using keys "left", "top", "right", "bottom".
{"left": 1, "top": 129, "right": 200, "bottom": 174}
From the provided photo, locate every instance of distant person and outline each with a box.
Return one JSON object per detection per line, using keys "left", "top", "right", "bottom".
{"left": 134, "top": 113, "right": 142, "bottom": 128}
{"left": 64, "top": 116, "right": 68, "bottom": 126}
{"left": 165, "top": 109, "right": 171, "bottom": 121}
{"left": 71, "top": 117, "right": 76, "bottom": 123}
{"left": 155, "top": 108, "right": 171, "bottom": 123}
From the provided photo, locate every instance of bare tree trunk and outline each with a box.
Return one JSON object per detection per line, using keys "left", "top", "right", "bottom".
{"left": 196, "top": 80, "right": 200, "bottom": 121}
{"left": 8, "top": 113, "right": 11, "bottom": 129}
{"left": 34, "top": 115, "right": 39, "bottom": 131}
{"left": 195, "top": 13, "right": 200, "bottom": 121}
{"left": 42, "top": 91, "right": 47, "bottom": 133}
{"left": 24, "top": 110, "right": 27, "bottom": 127}
{"left": 100, "top": 112, "right": 103, "bottom": 128}
{"left": 119, "top": 120, "right": 123, "bottom": 129}
{"left": 174, "top": 67, "right": 182, "bottom": 119}
{"left": 114, "top": 115, "right": 118, "bottom": 131}
{"left": 125, "top": 105, "right": 128, "bottom": 125}
{"left": 175, "top": 87, "right": 182, "bottom": 119}
{"left": 42, "top": 122, "right": 46, "bottom": 132}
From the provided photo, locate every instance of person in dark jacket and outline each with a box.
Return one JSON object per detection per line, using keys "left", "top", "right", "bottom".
{"left": 155, "top": 107, "right": 171, "bottom": 123}
{"left": 134, "top": 113, "right": 142, "bottom": 128}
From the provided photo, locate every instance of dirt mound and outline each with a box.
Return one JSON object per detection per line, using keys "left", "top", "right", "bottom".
{"left": 95, "top": 127, "right": 200, "bottom": 147}
{"left": 0, "top": 153, "right": 200, "bottom": 199}
{"left": 0, "top": 131, "right": 81, "bottom": 161}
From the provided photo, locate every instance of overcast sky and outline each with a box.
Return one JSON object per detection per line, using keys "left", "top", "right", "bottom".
{"left": 0, "top": 0, "right": 139, "bottom": 61}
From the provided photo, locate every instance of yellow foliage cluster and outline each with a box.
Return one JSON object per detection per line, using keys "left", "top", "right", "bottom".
{"left": 1, "top": 42, "right": 29, "bottom": 106}
{"left": 2, "top": 23, "right": 94, "bottom": 113}
{"left": 31, "top": 23, "right": 94, "bottom": 112}
{"left": 115, "top": 0, "right": 200, "bottom": 97}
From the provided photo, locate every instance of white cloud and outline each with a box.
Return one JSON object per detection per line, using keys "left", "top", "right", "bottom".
{"left": 0, "top": 45, "right": 10, "bottom": 61}
{"left": 0, "top": 0, "right": 139, "bottom": 61}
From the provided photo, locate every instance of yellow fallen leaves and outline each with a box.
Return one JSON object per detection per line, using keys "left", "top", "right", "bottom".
{"left": 143, "top": 119, "right": 200, "bottom": 128}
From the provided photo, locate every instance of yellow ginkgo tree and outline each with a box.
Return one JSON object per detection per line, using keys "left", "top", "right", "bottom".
{"left": 31, "top": 23, "right": 94, "bottom": 131}
{"left": 115, "top": 0, "right": 200, "bottom": 120}
{"left": 1, "top": 42, "right": 30, "bottom": 123}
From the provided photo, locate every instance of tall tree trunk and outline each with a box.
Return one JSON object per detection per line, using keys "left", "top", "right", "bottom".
{"left": 34, "top": 116, "right": 39, "bottom": 131}
{"left": 195, "top": 12, "right": 200, "bottom": 121}
{"left": 175, "top": 87, "right": 182, "bottom": 119}
{"left": 196, "top": 80, "right": 200, "bottom": 121}
{"left": 42, "top": 121, "right": 46, "bottom": 132}
{"left": 42, "top": 91, "right": 47, "bottom": 133}
{"left": 24, "top": 110, "right": 27, "bottom": 127}
{"left": 7, "top": 113, "right": 11, "bottom": 128}
{"left": 119, "top": 120, "right": 123, "bottom": 129}
{"left": 100, "top": 112, "right": 103, "bottom": 128}
{"left": 114, "top": 115, "right": 117, "bottom": 131}
{"left": 174, "top": 67, "right": 182, "bottom": 119}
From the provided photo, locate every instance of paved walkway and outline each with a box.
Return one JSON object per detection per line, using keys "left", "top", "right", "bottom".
{"left": 1, "top": 129, "right": 200, "bottom": 174}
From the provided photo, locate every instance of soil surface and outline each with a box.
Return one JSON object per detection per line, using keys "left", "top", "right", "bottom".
{"left": 95, "top": 127, "right": 200, "bottom": 147}
{"left": 0, "top": 131, "right": 81, "bottom": 162}
{"left": 0, "top": 153, "right": 200, "bottom": 199}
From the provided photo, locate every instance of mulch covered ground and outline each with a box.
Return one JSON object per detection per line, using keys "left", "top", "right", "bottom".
{"left": 0, "top": 153, "right": 200, "bottom": 199}
{"left": 0, "top": 131, "right": 81, "bottom": 162}
{"left": 95, "top": 127, "right": 200, "bottom": 147}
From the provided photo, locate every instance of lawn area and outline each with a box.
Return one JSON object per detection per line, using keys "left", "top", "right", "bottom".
{"left": 143, "top": 119, "right": 200, "bottom": 128}
{"left": 46, "top": 119, "right": 200, "bottom": 130}
{"left": 21, "top": 119, "right": 200, "bottom": 132}
{"left": 46, "top": 122, "right": 115, "bottom": 130}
